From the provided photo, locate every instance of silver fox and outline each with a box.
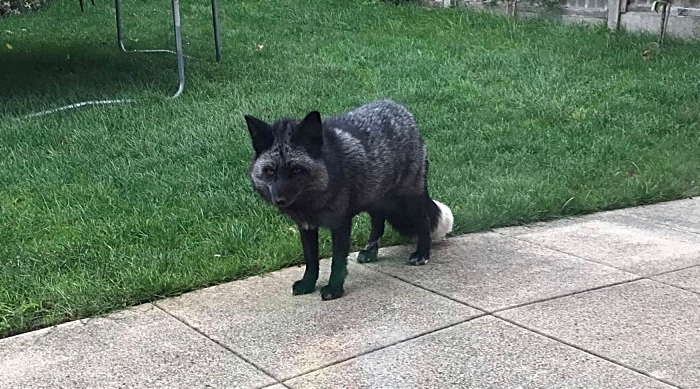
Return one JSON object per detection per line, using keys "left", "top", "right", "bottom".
{"left": 244, "top": 99, "right": 453, "bottom": 300}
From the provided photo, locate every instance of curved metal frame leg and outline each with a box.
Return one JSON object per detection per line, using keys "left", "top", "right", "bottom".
{"left": 115, "top": 0, "right": 126, "bottom": 51}
{"left": 171, "top": 0, "right": 185, "bottom": 98}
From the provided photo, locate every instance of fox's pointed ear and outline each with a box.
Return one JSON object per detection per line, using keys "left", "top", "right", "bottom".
{"left": 244, "top": 115, "right": 274, "bottom": 155}
{"left": 292, "top": 111, "right": 323, "bottom": 148}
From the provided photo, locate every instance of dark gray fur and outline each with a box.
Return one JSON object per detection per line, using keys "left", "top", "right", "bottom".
{"left": 245, "top": 99, "right": 443, "bottom": 300}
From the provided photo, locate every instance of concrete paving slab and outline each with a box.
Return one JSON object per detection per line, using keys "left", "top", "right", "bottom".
{"left": 652, "top": 265, "right": 700, "bottom": 294}
{"left": 0, "top": 304, "right": 276, "bottom": 389}
{"left": 157, "top": 260, "right": 482, "bottom": 381}
{"left": 285, "top": 316, "right": 674, "bottom": 389}
{"left": 498, "top": 214, "right": 700, "bottom": 276}
{"left": 498, "top": 279, "right": 700, "bottom": 388}
{"left": 356, "top": 232, "right": 638, "bottom": 311}
{"left": 625, "top": 197, "right": 700, "bottom": 235}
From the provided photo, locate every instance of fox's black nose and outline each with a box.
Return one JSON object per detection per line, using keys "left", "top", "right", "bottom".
{"left": 273, "top": 197, "right": 288, "bottom": 207}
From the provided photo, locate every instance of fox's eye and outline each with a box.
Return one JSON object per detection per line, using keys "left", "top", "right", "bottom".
{"left": 291, "top": 167, "right": 303, "bottom": 175}
{"left": 264, "top": 167, "right": 275, "bottom": 176}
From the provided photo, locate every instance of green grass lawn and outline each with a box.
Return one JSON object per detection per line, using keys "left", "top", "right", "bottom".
{"left": 1, "top": 0, "right": 699, "bottom": 338}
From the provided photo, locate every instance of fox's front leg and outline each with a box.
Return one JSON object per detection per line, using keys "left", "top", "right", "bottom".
{"left": 321, "top": 219, "right": 352, "bottom": 300}
{"left": 292, "top": 227, "right": 319, "bottom": 295}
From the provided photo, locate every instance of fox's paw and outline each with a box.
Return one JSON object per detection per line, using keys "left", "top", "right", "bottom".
{"left": 356, "top": 245, "right": 379, "bottom": 263}
{"left": 320, "top": 284, "right": 344, "bottom": 300}
{"left": 408, "top": 252, "right": 429, "bottom": 266}
{"left": 292, "top": 279, "right": 316, "bottom": 295}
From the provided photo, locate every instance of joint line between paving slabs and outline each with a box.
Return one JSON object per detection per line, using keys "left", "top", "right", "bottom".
{"left": 497, "top": 225, "right": 700, "bottom": 281}
{"left": 492, "top": 315, "right": 686, "bottom": 389}
{"left": 646, "top": 263, "right": 700, "bottom": 278}
{"left": 496, "top": 232, "right": 646, "bottom": 277}
{"left": 280, "top": 313, "right": 488, "bottom": 382}
{"left": 638, "top": 264, "right": 700, "bottom": 296}
{"left": 363, "top": 261, "right": 646, "bottom": 316}
{"left": 152, "top": 304, "right": 284, "bottom": 386}
{"left": 356, "top": 263, "right": 489, "bottom": 313}
{"left": 487, "top": 277, "right": 644, "bottom": 314}
{"left": 269, "top": 384, "right": 293, "bottom": 389}
{"left": 647, "top": 277, "right": 700, "bottom": 297}
{"left": 498, "top": 231, "right": 700, "bottom": 299}
{"left": 624, "top": 212, "right": 700, "bottom": 238}
{"left": 498, "top": 232, "right": 700, "bottom": 286}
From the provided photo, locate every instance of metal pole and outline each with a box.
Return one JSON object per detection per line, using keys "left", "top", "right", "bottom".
{"left": 211, "top": 0, "right": 222, "bottom": 61}
{"left": 171, "top": 0, "right": 185, "bottom": 98}
{"left": 659, "top": 2, "right": 668, "bottom": 45}
{"left": 115, "top": 0, "right": 126, "bottom": 51}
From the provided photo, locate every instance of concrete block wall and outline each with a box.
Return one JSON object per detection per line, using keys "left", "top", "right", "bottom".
{"left": 422, "top": 0, "right": 700, "bottom": 39}
{"left": 563, "top": 0, "right": 608, "bottom": 10}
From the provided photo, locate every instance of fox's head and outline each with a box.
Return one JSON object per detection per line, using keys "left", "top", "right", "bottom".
{"left": 244, "top": 111, "right": 330, "bottom": 209}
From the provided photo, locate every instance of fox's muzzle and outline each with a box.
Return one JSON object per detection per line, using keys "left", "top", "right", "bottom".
{"left": 269, "top": 181, "right": 298, "bottom": 208}
{"left": 272, "top": 194, "right": 290, "bottom": 207}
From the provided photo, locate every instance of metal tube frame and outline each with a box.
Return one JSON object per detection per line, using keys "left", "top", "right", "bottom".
{"left": 658, "top": 2, "right": 671, "bottom": 46}
{"left": 20, "top": 0, "right": 220, "bottom": 119}
{"left": 115, "top": 0, "right": 221, "bottom": 99}
{"left": 211, "top": 0, "right": 222, "bottom": 61}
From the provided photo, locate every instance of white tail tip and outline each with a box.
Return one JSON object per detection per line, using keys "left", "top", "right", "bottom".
{"left": 431, "top": 200, "right": 453, "bottom": 241}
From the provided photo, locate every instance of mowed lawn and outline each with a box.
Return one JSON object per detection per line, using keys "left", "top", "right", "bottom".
{"left": 1, "top": 0, "right": 699, "bottom": 338}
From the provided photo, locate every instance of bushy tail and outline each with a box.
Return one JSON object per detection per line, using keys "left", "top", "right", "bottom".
{"left": 385, "top": 198, "right": 453, "bottom": 242}
{"left": 429, "top": 200, "right": 453, "bottom": 241}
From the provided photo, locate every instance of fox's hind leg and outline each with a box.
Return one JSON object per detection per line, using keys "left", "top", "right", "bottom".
{"left": 357, "top": 212, "right": 385, "bottom": 263}
{"left": 407, "top": 195, "right": 433, "bottom": 266}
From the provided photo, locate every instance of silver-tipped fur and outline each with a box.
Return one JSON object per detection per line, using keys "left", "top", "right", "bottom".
{"left": 245, "top": 99, "right": 450, "bottom": 300}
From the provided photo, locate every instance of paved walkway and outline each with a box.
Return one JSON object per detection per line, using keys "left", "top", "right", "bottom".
{"left": 2, "top": 198, "right": 699, "bottom": 389}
